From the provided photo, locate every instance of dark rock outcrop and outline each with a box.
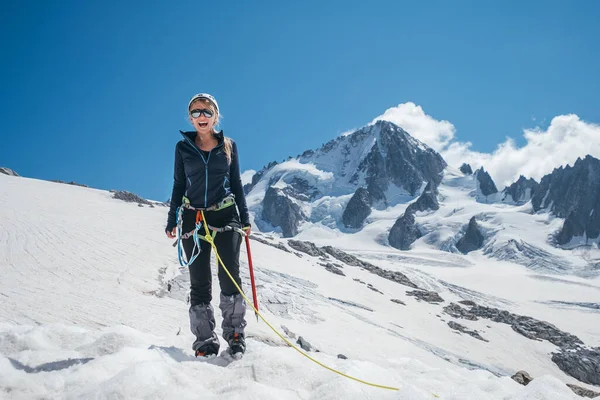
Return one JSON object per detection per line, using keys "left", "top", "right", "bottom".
{"left": 459, "top": 163, "right": 473, "bottom": 175}
{"left": 251, "top": 236, "right": 292, "bottom": 253}
{"left": 444, "top": 301, "right": 600, "bottom": 386}
{"left": 447, "top": 321, "right": 488, "bottom": 342}
{"left": 406, "top": 181, "right": 440, "bottom": 214}
{"left": 552, "top": 347, "right": 600, "bottom": 386}
{"left": 502, "top": 175, "right": 539, "bottom": 203}
{"left": 296, "top": 336, "right": 316, "bottom": 352}
{"left": 531, "top": 155, "right": 600, "bottom": 245}
{"left": 318, "top": 262, "right": 345, "bottom": 276}
{"left": 566, "top": 383, "right": 600, "bottom": 398}
{"left": 389, "top": 211, "right": 422, "bottom": 250}
{"left": 406, "top": 290, "right": 444, "bottom": 303}
{"left": 444, "top": 302, "right": 584, "bottom": 349}
{"left": 53, "top": 180, "right": 89, "bottom": 188}
{"left": 443, "top": 303, "right": 479, "bottom": 321}
{"left": 243, "top": 161, "right": 278, "bottom": 194}
{"left": 262, "top": 187, "right": 304, "bottom": 237}
{"left": 290, "top": 240, "right": 419, "bottom": 289}
{"left": 474, "top": 167, "right": 498, "bottom": 197}
{"left": 346, "top": 121, "right": 447, "bottom": 198}
{"left": 456, "top": 217, "right": 485, "bottom": 254}
{"left": 282, "top": 177, "right": 318, "bottom": 202}
{"left": 111, "top": 190, "right": 152, "bottom": 205}
{"left": 511, "top": 371, "right": 533, "bottom": 386}
{"left": 512, "top": 370, "right": 600, "bottom": 398}
{"left": 367, "top": 284, "right": 383, "bottom": 294}
{"left": 342, "top": 187, "right": 372, "bottom": 228}
{"left": 288, "top": 240, "right": 325, "bottom": 257}
{"left": 0, "top": 167, "right": 19, "bottom": 176}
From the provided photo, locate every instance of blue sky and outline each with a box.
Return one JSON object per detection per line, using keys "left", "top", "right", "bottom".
{"left": 2, "top": 0, "right": 599, "bottom": 201}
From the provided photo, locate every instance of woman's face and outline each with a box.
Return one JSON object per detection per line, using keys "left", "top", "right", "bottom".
{"left": 189, "top": 99, "right": 217, "bottom": 135}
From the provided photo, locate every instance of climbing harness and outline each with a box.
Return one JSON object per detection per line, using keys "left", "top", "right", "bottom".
{"left": 172, "top": 195, "right": 245, "bottom": 267}
{"left": 195, "top": 209, "right": 440, "bottom": 398}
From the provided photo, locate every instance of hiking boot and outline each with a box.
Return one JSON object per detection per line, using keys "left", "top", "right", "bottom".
{"left": 228, "top": 333, "right": 246, "bottom": 357}
{"left": 195, "top": 343, "right": 219, "bottom": 358}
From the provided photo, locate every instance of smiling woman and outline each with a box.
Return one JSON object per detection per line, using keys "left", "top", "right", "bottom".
{"left": 165, "top": 92, "right": 252, "bottom": 360}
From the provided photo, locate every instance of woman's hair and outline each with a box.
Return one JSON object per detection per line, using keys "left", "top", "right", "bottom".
{"left": 190, "top": 98, "right": 232, "bottom": 165}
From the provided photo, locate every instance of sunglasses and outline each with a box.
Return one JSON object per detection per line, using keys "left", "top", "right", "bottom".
{"left": 190, "top": 108, "right": 214, "bottom": 118}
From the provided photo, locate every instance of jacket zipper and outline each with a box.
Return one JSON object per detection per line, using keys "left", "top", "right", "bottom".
{"left": 183, "top": 136, "right": 222, "bottom": 208}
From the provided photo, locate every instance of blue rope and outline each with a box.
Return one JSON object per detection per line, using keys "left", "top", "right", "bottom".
{"left": 176, "top": 206, "right": 202, "bottom": 267}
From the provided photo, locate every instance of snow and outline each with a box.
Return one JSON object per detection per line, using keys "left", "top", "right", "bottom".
{"left": 1, "top": 173, "right": 599, "bottom": 399}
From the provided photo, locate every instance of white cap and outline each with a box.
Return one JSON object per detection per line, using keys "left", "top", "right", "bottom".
{"left": 188, "top": 93, "right": 219, "bottom": 114}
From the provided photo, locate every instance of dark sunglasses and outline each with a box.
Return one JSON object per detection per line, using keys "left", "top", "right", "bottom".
{"left": 190, "top": 108, "right": 214, "bottom": 118}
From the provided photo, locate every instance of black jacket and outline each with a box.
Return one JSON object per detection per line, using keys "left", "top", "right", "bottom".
{"left": 166, "top": 130, "right": 250, "bottom": 231}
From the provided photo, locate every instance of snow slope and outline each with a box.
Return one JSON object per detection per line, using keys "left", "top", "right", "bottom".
{"left": 1, "top": 173, "right": 599, "bottom": 399}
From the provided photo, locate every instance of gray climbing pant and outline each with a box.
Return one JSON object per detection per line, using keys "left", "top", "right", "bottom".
{"left": 189, "top": 293, "right": 247, "bottom": 351}
{"left": 219, "top": 292, "right": 247, "bottom": 342}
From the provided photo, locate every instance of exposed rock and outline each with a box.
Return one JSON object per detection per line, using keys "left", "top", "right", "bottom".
{"left": 459, "top": 300, "right": 477, "bottom": 307}
{"left": 0, "top": 167, "right": 19, "bottom": 176}
{"left": 262, "top": 187, "right": 304, "bottom": 237}
{"left": 443, "top": 303, "right": 479, "bottom": 321}
{"left": 293, "top": 241, "right": 419, "bottom": 289}
{"left": 296, "top": 336, "right": 315, "bottom": 352}
{"left": 446, "top": 302, "right": 584, "bottom": 349}
{"left": 406, "top": 181, "right": 440, "bottom": 213}
{"left": 502, "top": 175, "right": 539, "bottom": 203}
{"left": 251, "top": 236, "right": 292, "bottom": 253}
{"left": 366, "top": 284, "right": 383, "bottom": 294}
{"left": 282, "top": 177, "right": 318, "bottom": 201}
{"left": 456, "top": 216, "right": 485, "bottom": 254}
{"left": 475, "top": 167, "right": 498, "bottom": 197}
{"left": 243, "top": 161, "right": 278, "bottom": 194}
{"left": 448, "top": 321, "right": 488, "bottom": 342}
{"left": 342, "top": 187, "right": 372, "bottom": 228}
{"left": 318, "top": 262, "right": 345, "bottom": 276}
{"left": 391, "top": 299, "right": 406, "bottom": 306}
{"left": 389, "top": 211, "right": 422, "bottom": 250}
{"left": 566, "top": 383, "right": 600, "bottom": 398}
{"left": 511, "top": 370, "right": 600, "bottom": 398}
{"left": 445, "top": 301, "right": 597, "bottom": 385}
{"left": 350, "top": 121, "right": 447, "bottom": 198}
{"left": 406, "top": 290, "right": 444, "bottom": 304}
{"left": 511, "top": 370, "right": 533, "bottom": 386}
{"left": 321, "top": 246, "right": 363, "bottom": 266}
{"left": 459, "top": 163, "right": 473, "bottom": 175}
{"left": 531, "top": 155, "right": 600, "bottom": 245}
{"left": 288, "top": 240, "right": 326, "bottom": 257}
{"left": 552, "top": 347, "right": 600, "bottom": 386}
{"left": 337, "top": 354, "right": 348, "bottom": 360}
{"left": 52, "top": 180, "right": 89, "bottom": 188}
{"left": 111, "top": 190, "right": 152, "bottom": 205}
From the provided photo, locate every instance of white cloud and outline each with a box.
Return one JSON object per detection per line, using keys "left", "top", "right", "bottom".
{"left": 372, "top": 102, "right": 456, "bottom": 151}
{"left": 372, "top": 103, "right": 600, "bottom": 190}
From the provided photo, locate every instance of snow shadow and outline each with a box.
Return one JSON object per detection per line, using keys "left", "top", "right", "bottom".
{"left": 8, "top": 357, "right": 93, "bottom": 373}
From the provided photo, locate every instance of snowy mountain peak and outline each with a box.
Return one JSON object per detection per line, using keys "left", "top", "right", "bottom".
{"left": 247, "top": 120, "right": 447, "bottom": 236}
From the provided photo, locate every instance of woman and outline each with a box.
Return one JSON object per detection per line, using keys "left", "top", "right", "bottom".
{"left": 166, "top": 93, "right": 251, "bottom": 358}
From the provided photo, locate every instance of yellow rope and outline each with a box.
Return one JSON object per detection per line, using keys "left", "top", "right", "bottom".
{"left": 199, "top": 211, "right": 439, "bottom": 398}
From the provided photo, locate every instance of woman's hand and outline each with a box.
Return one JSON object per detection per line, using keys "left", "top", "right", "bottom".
{"left": 243, "top": 225, "right": 251, "bottom": 237}
{"left": 166, "top": 227, "right": 177, "bottom": 239}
